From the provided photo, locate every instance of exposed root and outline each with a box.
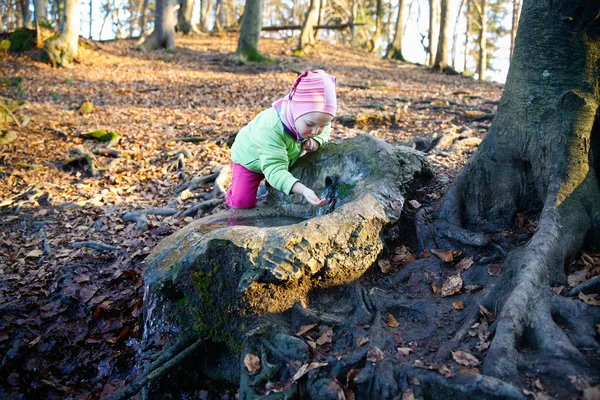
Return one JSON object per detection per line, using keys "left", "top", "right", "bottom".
{"left": 111, "top": 338, "right": 202, "bottom": 400}
{"left": 566, "top": 275, "right": 600, "bottom": 297}
{"left": 122, "top": 207, "right": 178, "bottom": 232}
{"left": 72, "top": 240, "right": 121, "bottom": 253}
{"left": 65, "top": 146, "right": 99, "bottom": 176}
{"left": 178, "top": 198, "right": 224, "bottom": 218}
{"left": 175, "top": 171, "right": 219, "bottom": 193}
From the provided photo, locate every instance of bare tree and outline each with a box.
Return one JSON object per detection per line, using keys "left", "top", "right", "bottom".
{"left": 428, "top": 0, "right": 440, "bottom": 65}
{"left": 298, "top": 0, "right": 321, "bottom": 52}
{"left": 432, "top": 0, "right": 450, "bottom": 71}
{"left": 509, "top": 0, "right": 520, "bottom": 61}
{"left": 34, "top": 0, "right": 49, "bottom": 27}
{"left": 236, "top": 0, "right": 270, "bottom": 61}
{"left": 140, "top": 0, "right": 176, "bottom": 50}
{"left": 43, "top": 0, "right": 80, "bottom": 66}
{"left": 477, "top": 0, "right": 487, "bottom": 80}
{"left": 385, "top": 0, "right": 405, "bottom": 60}
{"left": 178, "top": 0, "right": 200, "bottom": 34}
{"left": 18, "top": 0, "right": 33, "bottom": 28}
{"left": 199, "top": 0, "right": 214, "bottom": 31}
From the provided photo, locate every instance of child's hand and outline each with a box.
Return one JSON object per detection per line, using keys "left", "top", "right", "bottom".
{"left": 302, "top": 138, "right": 319, "bottom": 152}
{"left": 303, "top": 188, "right": 326, "bottom": 207}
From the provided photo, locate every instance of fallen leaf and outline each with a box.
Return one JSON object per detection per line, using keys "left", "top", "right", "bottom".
{"left": 455, "top": 257, "right": 474, "bottom": 272}
{"left": 347, "top": 368, "right": 360, "bottom": 384}
{"left": 392, "top": 253, "right": 416, "bottom": 265}
{"left": 431, "top": 249, "right": 454, "bottom": 262}
{"left": 476, "top": 341, "right": 490, "bottom": 352}
{"left": 25, "top": 249, "right": 43, "bottom": 258}
{"left": 584, "top": 386, "right": 600, "bottom": 400}
{"left": 396, "top": 347, "right": 411, "bottom": 360}
{"left": 486, "top": 263, "right": 502, "bottom": 276}
{"left": 402, "top": 388, "right": 415, "bottom": 400}
{"left": 452, "top": 350, "right": 479, "bottom": 367}
{"left": 479, "top": 305, "right": 497, "bottom": 323}
{"left": 291, "top": 362, "right": 328, "bottom": 381}
{"left": 316, "top": 326, "right": 333, "bottom": 345}
{"left": 244, "top": 353, "right": 261, "bottom": 373}
{"left": 569, "top": 375, "right": 593, "bottom": 391}
{"left": 440, "top": 274, "right": 463, "bottom": 297}
{"left": 582, "top": 253, "right": 595, "bottom": 266}
{"left": 379, "top": 259, "right": 392, "bottom": 273}
{"left": 387, "top": 314, "right": 400, "bottom": 327}
{"left": 438, "top": 364, "right": 454, "bottom": 378}
{"left": 367, "top": 346, "right": 384, "bottom": 363}
{"left": 295, "top": 323, "right": 318, "bottom": 336}
{"left": 452, "top": 300, "right": 465, "bottom": 310}
{"left": 568, "top": 267, "right": 591, "bottom": 287}
{"left": 459, "top": 368, "right": 480, "bottom": 376}
{"left": 552, "top": 286, "right": 565, "bottom": 295}
{"left": 357, "top": 337, "right": 369, "bottom": 347}
{"left": 534, "top": 379, "right": 544, "bottom": 391}
{"left": 464, "top": 285, "right": 483, "bottom": 293}
{"left": 578, "top": 292, "right": 600, "bottom": 306}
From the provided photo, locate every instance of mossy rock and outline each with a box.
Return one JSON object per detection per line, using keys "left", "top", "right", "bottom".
{"left": 7, "top": 28, "right": 36, "bottom": 52}
{"left": 81, "top": 129, "right": 120, "bottom": 146}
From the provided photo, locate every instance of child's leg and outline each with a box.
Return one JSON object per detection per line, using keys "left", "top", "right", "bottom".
{"left": 226, "top": 162, "right": 265, "bottom": 209}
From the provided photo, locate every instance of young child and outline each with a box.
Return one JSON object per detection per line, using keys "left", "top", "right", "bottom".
{"left": 226, "top": 70, "right": 337, "bottom": 209}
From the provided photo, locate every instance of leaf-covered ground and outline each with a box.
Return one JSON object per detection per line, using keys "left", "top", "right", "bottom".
{"left": 1, "top": 33, "right": 598, "bottom": 399}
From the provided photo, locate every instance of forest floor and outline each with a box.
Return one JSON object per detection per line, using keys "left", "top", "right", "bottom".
{"left": 0, "top": 33, "right": 597, "bottom": 399}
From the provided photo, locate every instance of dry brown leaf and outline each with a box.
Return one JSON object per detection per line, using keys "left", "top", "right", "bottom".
{"left": 387, "top": 314, "right": 400, "bottom": 327}
{"left": 534, "top": 379, "right": 544, "bottom": 391}
{"left": 455, "top": 257, "right": 474, "bottom": 272}
{"left": 486, "top": 263, "right": 502, "bottom": 276}
{"left": 440, "top": 274, "right": 463, "bottom": 297}
{"left": 479, "top": 305, "right": 497, "bottom": 322}
{"left": 347, "top": 368, "right": 360, "bottom": 385}
{"left": 367, "top": 346, "right": 384, "bottom": 363}
{"left": 392, "top": 253, "right": 416, "bottom": 265}
{"left": 316, "top": 326, "right": 333, "bottom": 345}
{"left": 476, "top": 341, "right": 490, "bottom": 352}
{"left": 437, "top": 364, "right": 454, "bottom": 378}
{"left": 452, "top": 300, "right": 465, "bottom": 310}
{"left": 431, "top": 249, "right": 455, "bottom": 262}
{"left": 295, "top": 323, "right": 318, "bottom": 336}
{"left": 582, "top": 253, "right": 595, "bottom": 266}
{"left": 25, "top": 249, "right": 43, "bottom": 258}
{"left": 357, "top": 337, "right": 369, "bottom": 347}
{"left": 584, "top": 386, "right": 600, "bottom": 400}
{"left": 379, "top": 259, "right": 392, "bottom": 273}
{"left": 291, "top": 362, "right": 328, "bottom": 381}
{"left": 452, "top": 350, "right": 479, "bottom": 367}
{"left": 402, "top": 388, "right": 415, "bottom": 400}
{"left": 459, "top": 368, "right": 480, "bottom": 376}
{"left": 396, "top": 347, "right": 412, "bottom": 360}
{"left": 244, "top": 353, "right": 261, "bottom": 373}
{"left": 464, "top": 110, "right": 485, "bottom": 117}
{"left": 552, "top": 286, "right": 565, "bottom": 295}
{"left": 568, "top": 268, "right": 591, "bottom": 287}
{"left": 578, "top": 292, "right": 600, "bottom": 306}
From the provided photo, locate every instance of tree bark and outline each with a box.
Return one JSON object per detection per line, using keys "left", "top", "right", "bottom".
{"left": 297, "top": 0, "right": 321, "bottom": 52}
{"left": 385, "top": 0, "right": 405, "bottom": 60}
{"left": 428, "top": 0, "right": 440, "bottom": 66}
{"left": 177, "top": 0, "right": 200, "bottom": 34}
{"left": 141, "top": 0, "right": 176, "bottom": 50}
{"left": 451, "top": 0, "right": 465, "bottom": 69}
{"left": 509, "top": 0, "right": 520, "bottom": 61}
{"left": 199, "top": 0, "right": 214, "bottom": 31}
{"left": 432, "top": 0, "right": 450, "bottom": 71}
{"left": 477, "top": 0, "right": 487, "bottom": 80}
{"left": 34, "top": 0, "right": 48, "bottom": 26}
{"left": 18, "top": 0, "right": 33, "bottom": 28}
{"left": 463, "top": 0, "right": 470, "bottom": 72}
{"left": 369, "top": 0, "right": 383, "bottom": 53}
{"left": 236, "top": 0, "right": 267, "bottom": 61}
{"left": 138, "top": 0, "right": 149, "bottom": 36}
{"left": 431, "top": 0, "right": 600, "bottom": 386}
{"left": 43, "top": 0, "right": 80, "bottom": 66}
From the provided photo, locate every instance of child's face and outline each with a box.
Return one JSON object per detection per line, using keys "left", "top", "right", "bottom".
{"left": 295, "top": 112, "right": 333, "bottom": 140}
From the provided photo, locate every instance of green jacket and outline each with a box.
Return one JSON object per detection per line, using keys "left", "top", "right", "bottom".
{"left": 230, "top": 108, "right": 331, "bottom": 194}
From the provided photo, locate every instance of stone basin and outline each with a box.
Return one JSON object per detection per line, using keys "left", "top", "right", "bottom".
{"left": 142, "top": 135, "right": 433, "bottom": 371}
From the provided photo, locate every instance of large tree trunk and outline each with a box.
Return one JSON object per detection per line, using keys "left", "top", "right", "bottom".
{"left": 297, "top": 0, "right": 321, "bottom": 53}
{"left": 177, "top": 0, "right": 200, "bottom": 34}
{"left": 509, "top": 0, "right": 520, "bottom": 61}
{"left": 430, "top": 0, "right": 600, "bottom": 386}
{"left": 138, "top": 0, "right": 149, "bottom": 36}
{"left": 199, "top": 0, "right": 214, "bottom": 31}
{"left": 432, "top": 0, "right": 450, "bottom": 71}
{"left": 477, "top": 0, "right": 487, "bottom": 80}
{"left": 369, "top": 0, "right": 383, "bottom": 53}
{"left": 18, "top": 0, "right": 33, "bottom": 28}
{"left": 43, "top": 0, "right": 80, "bottom": 66}
{"left": 385, "top": 0, "right": 405, "bottom": 60}
{"left": 141, "top": 0, "right": 176, "bottom": 50}
{"left": 427, "top": 0, "right": 440, "bottom": 66}
{"left": 236, "top": 0, "right": 268, "bottom": 61}
{"left": 34, "top": 0, "right": 48, "bottom": 26}
{"left": 463, "top": 0, "right": 470, "bottom": 73}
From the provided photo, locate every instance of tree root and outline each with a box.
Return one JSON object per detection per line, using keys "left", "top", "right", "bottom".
{"left": 111, "top": 337, "right": 202, "bottom": 400}
{"left": 566, "top": 275, "right": 600, "bottom": 297}
{"left": 72, "top": 240, "right": 121, "bottom": 253}
{"left": 122, "top": 207, "right": 178, "bottom": 232}
{"left": 65, "top": 146, "right": 99, "bottom": 176}
{"left": 178, "top": 198, "right": 224, "bottom": 218}
{"left": 175, "top": 171, "right": 220, "bottom": 193}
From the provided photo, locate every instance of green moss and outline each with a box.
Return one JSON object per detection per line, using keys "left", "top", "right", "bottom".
{"left": 191, "top": 265, "right": 243, "bottom": 355}
{"left": 240, "top": 48, "right": 274, "bottom": 63}
{"left": 7, "top": 28, "right": 36, "bottom": 52}
{"left": 81, "top": 130, "right": 120, "bottom": 146}
{"left": 337, "top": 181, "right": 355, "bottom": 199}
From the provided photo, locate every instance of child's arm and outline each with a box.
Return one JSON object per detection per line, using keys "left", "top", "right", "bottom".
{"left": 291, "top": 181, "right": 326, "bottom": 207}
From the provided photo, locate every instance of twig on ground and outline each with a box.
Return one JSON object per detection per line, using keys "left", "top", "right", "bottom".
{"left": 0, "top": 102, "right": 22, "bottom": 127}
{"left": 175, "top": 171, "right": 220, "bottom": 193}
{"left": 110, "top": 338, "right": 203, "bottom": 400}
{"left": 123, "top": 207, "right": 178, "bottom": 232}
{"left": 72, "top": 240, "right": 120, "bottom": 252}
{"left": 93, "top": 148, "right": 123, "bottom": 158}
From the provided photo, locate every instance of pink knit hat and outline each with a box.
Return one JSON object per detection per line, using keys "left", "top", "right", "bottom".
{"left": 273, "top": 70, "right": 337, "bottom": 140}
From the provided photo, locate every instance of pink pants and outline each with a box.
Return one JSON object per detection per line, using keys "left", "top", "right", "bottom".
{"left": 226, "top": 162, "right": 265, "bottom": 209}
